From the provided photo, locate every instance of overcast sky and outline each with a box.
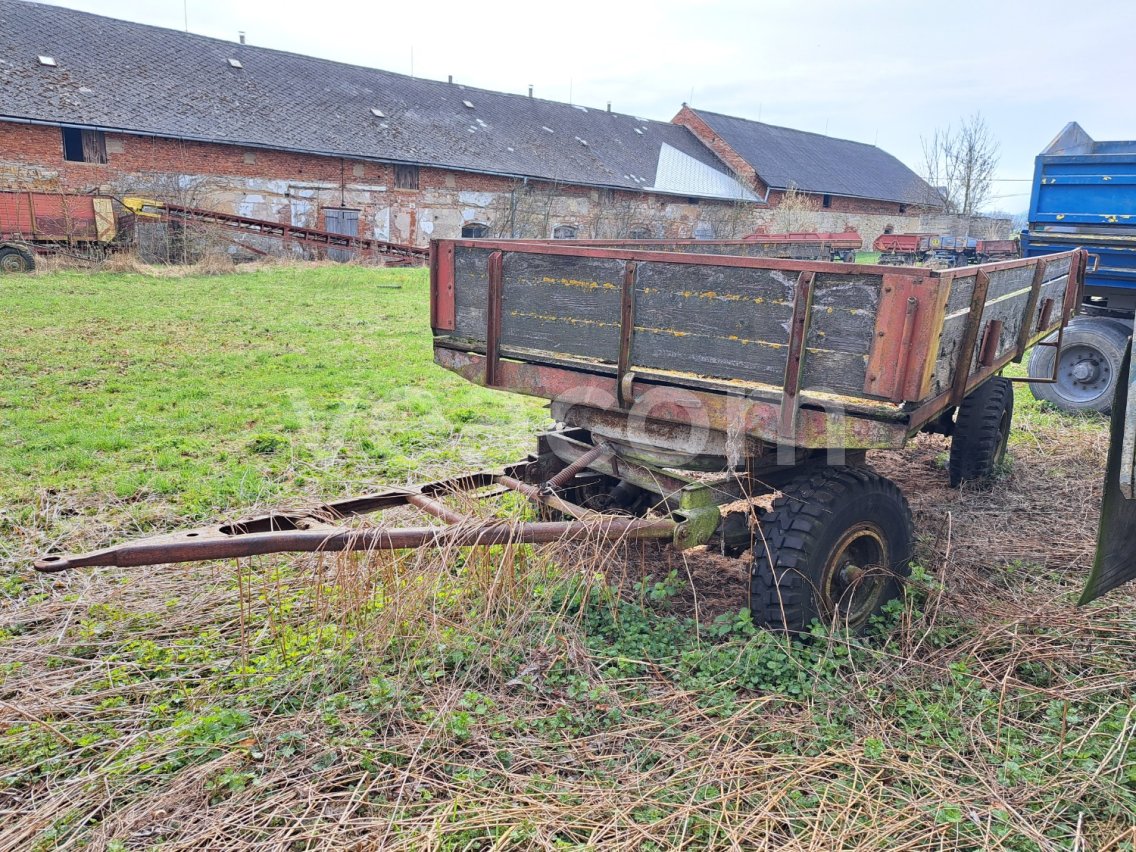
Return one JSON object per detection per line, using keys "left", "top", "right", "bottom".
{"left": 34, "top": 0, "right": 1136, "bottom": 212}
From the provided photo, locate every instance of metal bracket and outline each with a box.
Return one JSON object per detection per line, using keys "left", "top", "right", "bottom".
{"left": 617, "top": 260, "right": 637, "bottom": 409}
{"left": 778, "top": 270, "right": 815, "bottom": 442}
{"left": 485, "top": 250, "right": 503, "bottom": 386}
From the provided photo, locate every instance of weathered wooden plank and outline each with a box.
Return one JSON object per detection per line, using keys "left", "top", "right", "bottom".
{"left": 631, "top": 327, "right": 788, "bottom": 385}
{"left": 800, "top": 349, "right": 872, "bottom": 395}
{"left": 807, "top": 273, "right": 882, "bottom": 355}
{"left": 634, "top": 262, "right": 796, "bottom": 350}
{"left": 929, "top": 271, "right": 1071, "bottom": 397}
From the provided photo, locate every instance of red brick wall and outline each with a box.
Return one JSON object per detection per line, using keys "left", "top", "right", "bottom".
{"left": 764, "top": 188, "right": 917, "bottom": 216}
{"left": 671, "top": 105, "right": 769, "bottom": 196}
{"left": 0, "top": 120, "right": 749, "bottom": 245}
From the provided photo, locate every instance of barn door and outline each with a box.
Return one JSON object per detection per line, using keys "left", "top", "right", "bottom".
{"left": 324, "top": 208, "right": 360, "bottom": 262}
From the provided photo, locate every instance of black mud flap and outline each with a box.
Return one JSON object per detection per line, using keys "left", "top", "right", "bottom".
{"left": 1081, "top": 337, "right": 1136, "bottom": 604}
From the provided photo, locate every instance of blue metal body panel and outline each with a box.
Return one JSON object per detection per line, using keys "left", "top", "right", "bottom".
{"left": 1024, "top": 123, "right": 1136, "bottom": 298}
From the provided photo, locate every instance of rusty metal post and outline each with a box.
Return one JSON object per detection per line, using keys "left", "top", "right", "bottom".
{"left": 617, "top": 261, "right": 637, "bottom": 409}
{"left": 778, "top": 270, "right": 815, "bottom": 442}
{"left": 949, "top": 268, "right": 991, "bottom": 406}
{"left": 485, "top": 250, "right": 504, "bottom": 387}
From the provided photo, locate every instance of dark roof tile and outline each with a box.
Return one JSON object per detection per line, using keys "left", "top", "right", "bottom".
{"left": 691, "top": 108, "right": 938, "bottom": 206}
{"left": 0, "top": 0, "right": 748, "bottom": 198}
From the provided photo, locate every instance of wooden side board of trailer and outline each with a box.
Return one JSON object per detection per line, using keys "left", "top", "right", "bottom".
{"left": 430, "top": 240, "right": 1084, "bottom": 450}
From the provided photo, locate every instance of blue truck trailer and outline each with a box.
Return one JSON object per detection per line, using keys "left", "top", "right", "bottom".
{"left": 1024, "top": 122, "right": 1136, "bottom": 412}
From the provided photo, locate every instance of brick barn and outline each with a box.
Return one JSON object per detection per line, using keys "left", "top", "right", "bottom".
{"left": 0, "top": 0, "right": 942, "bottom": 254}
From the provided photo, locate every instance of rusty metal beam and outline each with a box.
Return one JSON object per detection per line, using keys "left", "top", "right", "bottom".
{"left": 617, "top": 260, "right": 637, "bottom": 409}
{"left": 34, "top": 515, "right": 678, "bottom": 573}
{"left": 778, "top": 270, "right": 815, "bottom": 442}
{"left": 1014, "top": 257, "right": 1049, "bottom": 360}
{"left": 485, "top": 250, "right": 504, "bottom": 387}
{"left": 949, "top": 268, "right": 992, "bottom": 407}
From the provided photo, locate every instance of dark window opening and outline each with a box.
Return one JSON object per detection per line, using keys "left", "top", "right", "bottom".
{"left": 822, "top": 194, "right": 832, "bottom": 208}
{"left": 898, "top": 204, "right": 907, "bottom": 214}
{"left": 61, "top": 127, "right": 107, "bottom": 164}
{"left": 553, "top": 225, "right": 578, "bottom": 239}
{"left": 686, "top": 197, "right": 701, "bottom": 205}
{"left": 462, "top": 223, "right": 489, "bottom": 238}
{"left": 394, "top": 164, "right": 419, "bottom": 190}
{"left": 628, "top": 226, "right": 653, "bottom": 240}
{"left": 883, "top": 224, "right": 894, "bottom": 234}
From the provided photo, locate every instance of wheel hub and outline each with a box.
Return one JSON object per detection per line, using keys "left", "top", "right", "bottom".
{"left": 822, "top": 523, "right": 890, "bottom": 628}
{"left": 1071, "top": 359, "right": 1099, "bottom": 383}
{"left": 1058, "top": 344, "right": 1112, "bottom": 402}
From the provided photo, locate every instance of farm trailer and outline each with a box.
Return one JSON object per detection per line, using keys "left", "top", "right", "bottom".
{"left": 1023, "top": 123, "right": 1136, "bottom": 413}
{"left": 874, "top": 233, "right": 1017, "bottom": 267}
{"left": 36, "top": 242, "right": 1087, "bottom": 633}
{"left": 0, "top": 190, "right": 120, "bottom": 272}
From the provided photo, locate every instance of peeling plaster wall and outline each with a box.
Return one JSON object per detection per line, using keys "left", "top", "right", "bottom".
{"left": 0, "top": 120, "right": 931, "bottom": 250}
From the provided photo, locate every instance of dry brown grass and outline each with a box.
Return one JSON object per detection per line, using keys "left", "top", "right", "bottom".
{"left": 2, "top": 403, "right": 1135, "bottom": 850}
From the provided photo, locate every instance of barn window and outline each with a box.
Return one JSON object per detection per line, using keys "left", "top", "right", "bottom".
{"left": 553, "top": 225, "right": 578, "bottom": 239}
{"left": 462, "top": 223, "right": 489, "bottom": 238}
{"left": 822, "top": 194, "right": 832, "bottom": 208}
{"left": 394, "top": 164, "right": 419, "bottom": 189}
{"left": 898, "top": 204, "right": 907, "bottom": 214}
{"left": 628, "top": 226, "right": 653, "bottom": 240}
{"left": 61, "top": 127, "right": 107, "bottom": 164}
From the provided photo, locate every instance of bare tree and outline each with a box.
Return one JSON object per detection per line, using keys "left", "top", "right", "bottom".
{"left": 921, "top": 113, "right": 999, "bottom": 215}
{"left": 769, "top": 184, "right": 821, "bottom": 232}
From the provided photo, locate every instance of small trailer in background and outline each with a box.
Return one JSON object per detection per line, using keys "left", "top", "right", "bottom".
{"left": 874, "top": 232, "right": 932, "bottom": 265}
{"left": 38, "top": 240, "right": 1085, "bottom": 635}
{"left": 875, "top": 233, "right": 1017, "bottom": 267}
{"left": 0, "top": 190, "right": 120, "bottom": 272}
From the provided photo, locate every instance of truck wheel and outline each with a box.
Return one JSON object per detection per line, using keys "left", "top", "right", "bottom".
{"left": 1028, "top": 318, "right": 1130, "bottom": 414}
{"left": 948, "top": 376, "right": 1013, "bottom": 487}
{"left": 0, "top": 246, "right": 34, "bottom": 273}
{"left": 749, "top": 466, "right": 912, "bottom": 635}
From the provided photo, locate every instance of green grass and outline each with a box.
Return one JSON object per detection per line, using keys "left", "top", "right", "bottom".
{"left": 2, "top": 264, "right": 1135, "bottom": 850}
{"left": 0, "top": 265, "right": 546, "bottom": 521}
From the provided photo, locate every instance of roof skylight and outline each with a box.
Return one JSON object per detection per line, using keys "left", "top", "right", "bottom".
{"left": 370, "top": 108, "right": 386, "bottom": 117}
{"left": 462, "top": 99, "right": 474, "bottom": 108}
{"left": 228, "top": 58, "right": 243, "bottom": 68}
{"left": 37, "top": 55, "right": 56, "bottom": 66}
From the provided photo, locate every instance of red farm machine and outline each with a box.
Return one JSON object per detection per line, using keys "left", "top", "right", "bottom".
{"left": 37, "top": 238, "right": 1109, "bottom": 633}
{"left": 874, "top": 232, "right": 1019, "bottom": 267}
{"left": 0, "top": 190, "right": 121, "bottom": 271}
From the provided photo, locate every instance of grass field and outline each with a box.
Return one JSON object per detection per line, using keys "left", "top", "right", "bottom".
{"left": 2, "top": 263, "right": 1135, "bottom": 850}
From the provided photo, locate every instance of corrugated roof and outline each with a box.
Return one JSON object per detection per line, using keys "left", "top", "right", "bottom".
{"left": 0, "top": 0, "right": 753, "bottom": 200}
{"left": 690, "top": 109, "right": 939, "bottom": 206}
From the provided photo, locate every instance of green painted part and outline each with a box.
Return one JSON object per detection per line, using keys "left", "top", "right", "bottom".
{"left": 673, "top": 485, "right": 722, "bottom": 548}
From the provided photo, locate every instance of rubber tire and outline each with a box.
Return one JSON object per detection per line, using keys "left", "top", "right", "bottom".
{"left": 0, "top": 246, "right": 34, "bottom": 273}
{"left": 948, "top": 376, "right": 1013, "bottom": 488}
{"left": 749, "top": 466, "right": 913, "bottom": 636}
{"left": 1028, "top": 318, "right": 1130, "bottom": 414}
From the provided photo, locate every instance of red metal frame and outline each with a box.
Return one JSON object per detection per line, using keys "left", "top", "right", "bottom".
{"left": 430, "top": 240, "right": 1086, "bottom": 450}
